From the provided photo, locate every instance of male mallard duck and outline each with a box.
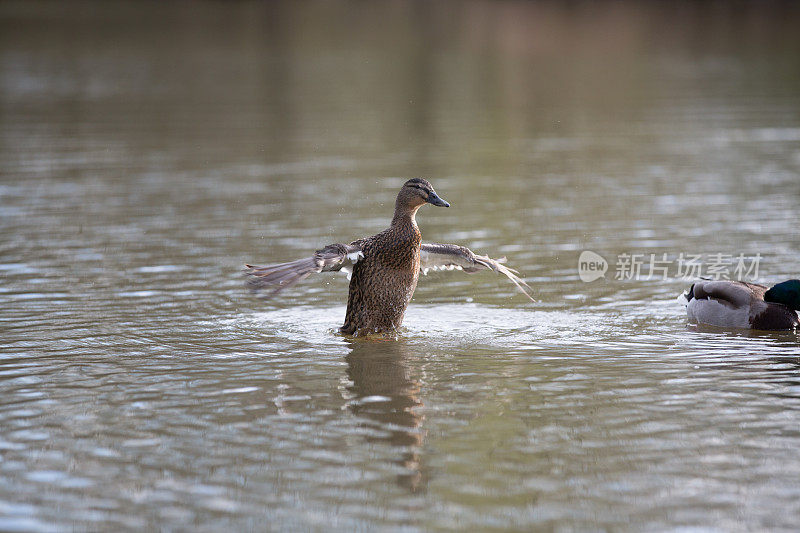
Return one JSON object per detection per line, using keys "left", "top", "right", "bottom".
{"left": 245, "top": 178, "right": 534, "bottom": 335}
{"left": 679, "top": 279, "right": 800, "bottom": 330}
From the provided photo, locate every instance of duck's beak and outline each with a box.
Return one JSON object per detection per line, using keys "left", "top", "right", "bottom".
{"left": 427, "top": 191, "right": 450, "bottom": 207}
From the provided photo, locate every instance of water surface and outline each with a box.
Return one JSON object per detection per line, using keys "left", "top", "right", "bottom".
{"left": 2, "top": 1, "right": 800, "bottom": 530}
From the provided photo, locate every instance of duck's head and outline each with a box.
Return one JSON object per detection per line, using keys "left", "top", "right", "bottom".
{"left": 397, "top": 178, "right": 449, "bottom": 210}
{"left": 764, "top": 279, "right": 800, "bottom": 310}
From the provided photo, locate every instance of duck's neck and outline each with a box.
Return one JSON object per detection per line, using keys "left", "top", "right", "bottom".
{"left": 391, "top": 201, "right": 421, "bottom": 233}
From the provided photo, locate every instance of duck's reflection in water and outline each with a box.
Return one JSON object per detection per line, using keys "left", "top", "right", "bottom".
{"left": 344, "top": 339, "right": 427, "bottom": 492}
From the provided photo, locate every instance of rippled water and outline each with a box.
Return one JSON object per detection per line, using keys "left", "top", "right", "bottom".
{"left": 2, "top": 1, "right": 800, "bottom": 530}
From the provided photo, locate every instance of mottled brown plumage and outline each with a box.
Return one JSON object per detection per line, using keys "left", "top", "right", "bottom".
{"left": 340, "top": 188, "right": 424, "bottom": 335}
{"left": 245, "top": 178, "right": 534, "bottom": 336}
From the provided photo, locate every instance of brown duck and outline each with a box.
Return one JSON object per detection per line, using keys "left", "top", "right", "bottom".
{"left": 245, "top": 178, "right": 534, "bottom": 336}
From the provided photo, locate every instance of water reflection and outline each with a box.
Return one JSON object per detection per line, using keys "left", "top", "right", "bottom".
{"left": 344, "top": 339, "right": 427, "bottom": 492}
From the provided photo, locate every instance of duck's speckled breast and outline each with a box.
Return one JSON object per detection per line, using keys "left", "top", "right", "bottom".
{"left": 341, "top": 222, "right": 421, "bottom": 335}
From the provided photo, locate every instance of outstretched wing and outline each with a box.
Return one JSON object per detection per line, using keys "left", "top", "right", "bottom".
{"left": 245, "top": 243, "right": 363, "bottom": 299}
{"left": 419, "top": 243, "right": 535, "bottom": 301}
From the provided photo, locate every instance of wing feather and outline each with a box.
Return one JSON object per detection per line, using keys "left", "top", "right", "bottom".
{"left": 419, "top": 243, "right": 535, "bottom": 301}
{"left": 692, "top": 280, "right": 765, "bottom": 308}
{"left": 245, "top": 243, "right": 363, "bottom": 299}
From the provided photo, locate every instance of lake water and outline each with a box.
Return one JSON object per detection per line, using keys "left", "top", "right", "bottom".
{"left": 2, "top": 1, "right": 800, "bottom": 530}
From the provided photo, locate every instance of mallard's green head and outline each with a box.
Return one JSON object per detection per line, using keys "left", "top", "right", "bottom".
{"left": 764, "top": 279, "right": 800, "bottom": 310}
